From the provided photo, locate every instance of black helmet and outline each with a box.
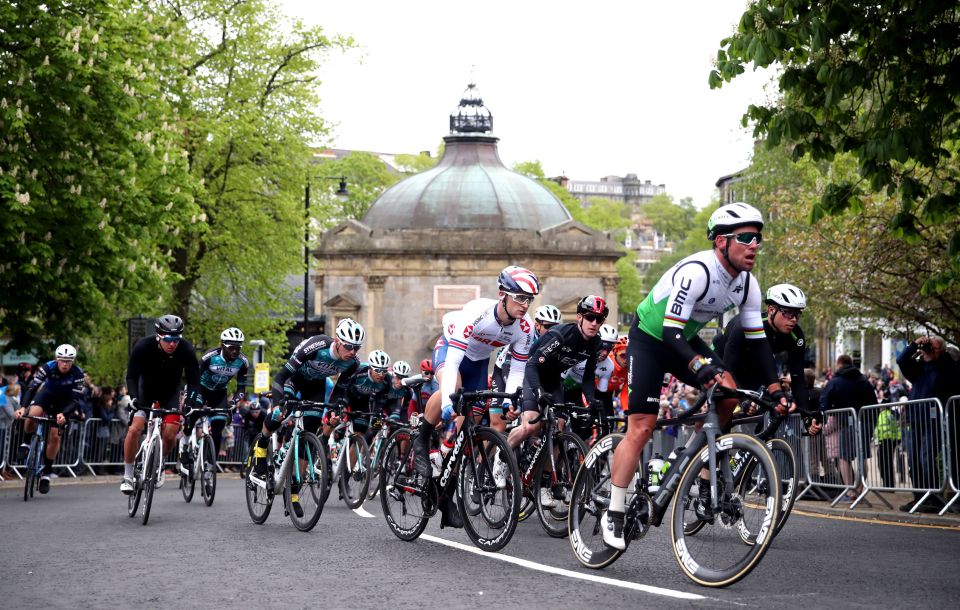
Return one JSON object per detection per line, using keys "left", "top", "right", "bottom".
{"left": 156, "top": 314, "right": 184, "bottom": 336}
{"left": 576, "top": 295, "right": 609, "bottom": 318}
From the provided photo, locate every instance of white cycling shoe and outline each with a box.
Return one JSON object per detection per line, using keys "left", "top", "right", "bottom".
{"left": 492, "top": 451, "right": 508, "bottom": 489}
{"left": 601, "top": 510, "right": 626, "bottom": 550}
{"left": 120, "top": 478, "right": 134, "bottom": 495}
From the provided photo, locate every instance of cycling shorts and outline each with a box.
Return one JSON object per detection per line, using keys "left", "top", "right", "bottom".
{"left": 29, "top": 387, "right": 76, "bottom": 415}
{"left": 432, "top": 336, "right": 488, "bottom": 396}
{"left": 520, "top": 376, "right": 564, "bottom": 414}
{"left": 132, "top": 392, "right": 182, "bottom": 425}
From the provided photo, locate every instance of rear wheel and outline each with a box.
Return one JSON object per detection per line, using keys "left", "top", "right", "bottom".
{"left": 568, "top": 433, "right": 626, "bottom": 569}
{"left": 142, "top": 441, "right": 161, "bottom": 526}
{"left": 201, "top": 437, "right": 218, "bottom": 507}
{"left": 245, "top": 435, "right": 274, "bottom": 525}
{"left": 23, "top": 435, "right": 40, "bottom": 502}
{"left": 180, "top": 443, "right": 195, "bottom": 503}
{"left": 735, "top": 437, "right": 796, "bottom": 542}
{"left": 380, "top": 428, "right": 429, "bottom": 541}
{"left": 459, "top": 427, "right": 521, "bottom": 552}
{"left": 286, "top": 432, "right": 328, "bottom": 532}
{"left": 534, "top": 432, "right": 587, "bottom": 538}
{"left": 339, "top": 433, "right": 371, "bottom": 509}
{"left": 127, "top": 449, "right": 145, "bottom": 517}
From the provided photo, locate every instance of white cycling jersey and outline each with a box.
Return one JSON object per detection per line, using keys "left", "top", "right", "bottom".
{"left": 563, "top": 355, "right": 614, "bottom": 392}
{"left": 440, "top": 298, "right": 534, "bottom": 407}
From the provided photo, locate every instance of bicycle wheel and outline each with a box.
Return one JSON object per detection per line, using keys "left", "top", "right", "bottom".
{"left": 366, "top": 439, "right": 384, "bottom": 501}
{"left": 339, "top": 433, "right": 371, "bottom": 509}
{"left": 201, "top": 437, "right": 218, "bottom": 507}
{"left": 245, "top": 435, "right": 274, "bottom": 524}
{"left": 670, "top": 433, "right": 780, "bottom": 587}
{"left": 23, "top": 435, "right": 39, "bottom": 502}
{"left": 459, "top": 427, "right": 521, "bottom": 552}
{"left": 128, "top": 449, "right": 145, "bottom": 517}
{"left": 535, "top": 431, "right": 587, "bottom": 538}
{"left": 568, "top": 433, "right": 626, "bottom": 569}
{"left": 515, "top": 444, "right": 535, "bottom": 522}
{"left": 286, "top": 432, "right": 328, "bottom": 532}
{"left": 142, "top": 441, "right": 162, "bottom": 526}
{"left": 736, "top": 438, "right": 796, "bottom": 543}
{"left": 379, "top": 428, "right": 430, "bottom": 541}
{"left": 180, "top": 444, "right": 195, "bottom": 503}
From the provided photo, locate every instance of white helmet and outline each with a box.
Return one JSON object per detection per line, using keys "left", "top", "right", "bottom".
{"left": 766, "top": 283, "right": 807, "bottom": 309}
{"left": 599, "top": 324, "right": 618, "bottom": 345}
{"left": 534, "top": 304, "right": 562, "bottom": 325}
{"left": 707, "top": 202, "right": 764, "bottom": 240}
{"left": 56, "top": 344, "right": 77, "bottom": 361}
{"left": 220, "top": 327, "right": 245, "bottom": 345}
{"left": 392, "top": 360, "right": 411, "bottom": 376}
{"left": 335, "top": 318, "right": 365, "bottom": 345}
{"left": 368, "top": 350, "right": 391, "bottom": 369}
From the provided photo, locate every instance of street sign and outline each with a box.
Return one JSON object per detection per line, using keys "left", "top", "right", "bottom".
{"left": 254, "top": 362, "right": 270, "bottom": 394}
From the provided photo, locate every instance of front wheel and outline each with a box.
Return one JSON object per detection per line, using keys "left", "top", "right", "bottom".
{"left": 142, "top": 441, "right": 162, "bottom": 526}
{"left": 567, "top": 433, "right": 626, "bottom": 569}
{"left": 201, "top": 437, "right": 218, "bottom": 507}
{"left": 180, "top": 444, "right": 195, "bottom": 503}
{"left": 128, "top": 449, "right": 145, "bottom": 517}
{"left": 458, "top": 426, "right": 521, "bottom": 552}
{"left": 286, "top": 432, "right": 328, "bottom": 532}
{"left": 23, "top": 435, "right": 40, "bottom": 502}
{"left": 534, "top": 432, "right": 587, "bottom": 538}
{"left": 670, "top": 433, "right": 780, "bottom": 587}
{"left": 339, "top": 433, "right": 371, "bottom": 509}
{"left": 379, "top": 428, "right": 429, "bottom": 541}
{"left": 245, "top": 435, "right": 274, "bottom": 525}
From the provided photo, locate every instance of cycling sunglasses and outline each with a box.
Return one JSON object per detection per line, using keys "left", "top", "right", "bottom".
{"left": 723, "top": 231, "right": 763, "bottom": 246}
{"left": 160, "top": 335, "right": 181, "bottom": 343}
{"left": 340, "top": 342, "right": 361, "bottom": 352}
{"left": 371, "top": 367, "right": 389, "bottom": 375}
{"left": 582, "top": 313, "right": 605, "bottom": 323}
{"left": 776, "top": 306, "right": 802, "bottom": 320}
{"left": 506, "top": 293, "right": 534, "bottom": 306}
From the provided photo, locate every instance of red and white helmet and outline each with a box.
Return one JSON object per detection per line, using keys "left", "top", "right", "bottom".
{"left": 577, "top": 295, "right": 609, "bottom": 318}
{"left": 498, "top": 266, "right": 540, "bottom": 296}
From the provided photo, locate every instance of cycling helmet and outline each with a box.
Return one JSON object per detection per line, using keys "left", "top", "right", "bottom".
{"left": 156, "top": 314, "right": 184, "bottom": 336}
{"left": 335, "top": 318, "right": 365, "bottom": 345}
{"left": 368, "top": 350, "right": 391, "bottom": 369}
{"left": 420, "top": 359, "right": 434, "bottom": 373}
{"left": 220, "top": 327, "right": 245, "bottom": 345}
{"left": 534, "top": 304, "right": 562, "bottom": 325}
{"left": 706, "top": 202, "right": 764, "bottom": 240}
{"left": 613, "top": 336, "right": 628, "bottom": 354}
{"left": 498, "top": 265, "right": 540, "bottom": 296}
{"left": 55, "top": 344, "right": 77, "bottom": 361}
{"left": 577, "top": 295, "right": 609, "bottom": 318}
{"left": 393, "top": 360, "right": 411, "bottom": 377}
{"left": 599, "top": 324, "right": 618, "bottom": 346}
{"left": 765, "top": 283, "right": 807, "bottom": 309}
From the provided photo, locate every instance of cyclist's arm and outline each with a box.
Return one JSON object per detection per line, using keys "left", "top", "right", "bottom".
{"left": 235, "top": 355, "right": 249, "bottom": 399}
{"left": 329, "top": 360, "right": 360, "bottom": 403}
{"left": 273, "top": 338, "right": 321, "bottom": 399}
{"left": 21, "top": 363, "right": 49, "bottom": 406}
{"left": 440, "top": 328, "right": 470, "bottom": 409}
{"left": 581, "top": 351, "right": 598, "bottom": 403}
{"left": 786, "top": 328, "right": 809, "bottom": 411}
{"left": 180, "top": 341, "right": 201, "bottom": 407}
{"left": 125, "top": 343, "right": 146, "bottom": 407}
{"left": 660, "top": 264, "right": 711, "bottom": 366}
{"left": 503, "top": 318, "right": 534, "bottom": 395}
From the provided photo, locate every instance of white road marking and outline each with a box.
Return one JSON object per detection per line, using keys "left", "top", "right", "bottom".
{"left": 420, "top": 534, "right": 706, "bottom": 600}
{"left": 352, "top": 506, "right": 376, "bottom": 518}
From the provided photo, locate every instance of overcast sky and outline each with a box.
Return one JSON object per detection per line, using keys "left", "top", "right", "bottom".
{"left": 280, "top": 1, "right": 776, "bottom": 207}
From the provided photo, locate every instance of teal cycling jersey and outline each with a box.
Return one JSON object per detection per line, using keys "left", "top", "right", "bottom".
{"left": 275, "top": 334, "right": 359, "bottom": 398}
{"left": 198, "top": 347, "right": 249, "bottom": 394}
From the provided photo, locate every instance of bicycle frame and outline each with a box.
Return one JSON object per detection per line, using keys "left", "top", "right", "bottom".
{"left": 137, "top": 411, "right": 166, "bottom": 485}
{"left": 246, "top": 410, "right": 305, "bottom": 493}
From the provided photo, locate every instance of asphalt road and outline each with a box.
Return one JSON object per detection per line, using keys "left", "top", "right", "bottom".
{"left": 2, "top": 477, "right": 959, "bottom": 609}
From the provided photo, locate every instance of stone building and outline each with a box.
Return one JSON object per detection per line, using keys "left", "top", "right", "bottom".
{"left": 313, "top": 84, "right": 623, "bottom": 365}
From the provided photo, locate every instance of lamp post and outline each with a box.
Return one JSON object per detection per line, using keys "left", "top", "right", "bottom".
{"left": 303, "top": 176, "right": 348, "bottom": 337}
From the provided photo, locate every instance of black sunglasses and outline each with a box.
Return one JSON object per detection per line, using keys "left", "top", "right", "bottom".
{"left": 582, "top": 313, "right": 605, "bottom": 323}
{"left": 776, "top": 306, "right": 802, "bottom": 320}
{"left": 723, "top": 231, "right": 763, "bottom": 246}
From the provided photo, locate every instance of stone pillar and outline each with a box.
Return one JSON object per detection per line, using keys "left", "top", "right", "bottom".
{"left": 312, "top": 274, "right": 323, "bottom": 318}
{"left": 603, "top": 276, "right": 620, "bottom": 326}
{"left": 366, "top": 275, "right": 387, "bottom": 351}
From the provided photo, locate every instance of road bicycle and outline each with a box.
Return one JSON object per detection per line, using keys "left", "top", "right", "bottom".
{"left": 244, "top": 400, "right": 329, "bottom": 531}
{"left": 323, "top": 404, "right": 377, "bottom": 509}
{"left": 127, "top": 405, "right": 174, "bottom": 526}
{"left": 567, "top": 384, "right": 781, "bottom": 587}
{"left": 365, "top": 414, "right": 407, "bottom": 502}
{"left": 178, "top": 406, "right": 230, "bottom": 507}
{"left": 20, "top": 414, "right": 64, "bottom": 502}
{"left": 379, "top": 388, "right": 522, "bottom": 552}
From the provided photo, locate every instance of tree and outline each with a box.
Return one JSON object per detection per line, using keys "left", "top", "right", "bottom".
{"left": 711, "top": 0, "right": 960, "bottom": 295}
{"left": 643, "top": 202, "right": 719, "bottom": 289}
{"left": 311, "top": 151, "right": 401, "bottom": 229}
{"left": 0, "top": 0, "right": 197, "bottom": 351}
{"left": 581, "top": 196, "right": 631, "bottom": 242}
{"left": 640, "top": 193, "right": 696, "bottom": 244}
{"left": 395, "top": 142, "right": 443, "bottom": 174}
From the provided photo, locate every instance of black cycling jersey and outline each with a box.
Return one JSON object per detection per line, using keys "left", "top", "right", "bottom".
{"left": 522, "top": 322, "right": 601, "bottom": 411}
{"left": 125, "top": 336, "right": 200, "bottom": 409}
{"left": 22, "top": 360, "right": 85, "bottom": 414}
{"left": 713, "top": 312, "right": 810, "bottom": 411}
{"left": 271, "top": 334, "right": 358, "bottom": 401}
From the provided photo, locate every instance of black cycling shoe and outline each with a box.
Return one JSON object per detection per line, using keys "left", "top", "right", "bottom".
{"left": 439, "top": 496, "right": 464, "bottom": 529}
{"left": 411, "top": 430, "right": 431, "bottom": 478}
{"left": 38, "top": 476, "right": 51, "bottom": 494}
{"left": 694, "top": 477, "right": 714, "bottom": 522}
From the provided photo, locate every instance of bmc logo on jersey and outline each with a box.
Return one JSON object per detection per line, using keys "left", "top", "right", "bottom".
{"left": 462, "top": 325, "right": 474, "bottom": 339}
{"left": 519, "top": 319, "right": 530, "bottom": 334}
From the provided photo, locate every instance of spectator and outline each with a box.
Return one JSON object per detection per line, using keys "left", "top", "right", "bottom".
{"left": 821, "top": 354, "right": 877, "bottom": 501}
{"left": 93, "top": 388, "right": 117, "bottom": 469}
{"left": 896, "top": 335, "right": 960, "bottom": 512}
{"left": 804, "top": 368, "right": 829, "bottom": 482}
{"left": 873, "top": 403, "right": 901, "bottom": 488}
{"left": 1, "top": 381, "right": 19, "bottom": 475}
{"left": 17, "top": 362, "right": 34, "bottom": 388}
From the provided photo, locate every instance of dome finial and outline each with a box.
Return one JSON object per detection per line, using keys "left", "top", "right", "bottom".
{"left": 450, "top": 81, "right": 493, "bottom": 134}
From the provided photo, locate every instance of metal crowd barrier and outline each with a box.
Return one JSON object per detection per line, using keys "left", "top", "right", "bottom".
{"left": 0, "top": 425, "right": 9, "bottom": 481}
{"left": 1, "top": 417, "right": 83, "bottom": 480}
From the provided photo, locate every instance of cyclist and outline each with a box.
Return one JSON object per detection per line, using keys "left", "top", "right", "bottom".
{"left": 324, "top": 350, "right": 395, "bottom": 442}
{"left": 387, "top": 360, "right": 413, "bottom": 423}
{"left": 603, "top": 202, "right": 788, "bottom": 550}
{"left": 608, "top": 336, "right": 629, "bottom": 418}
{"left": 561, "top": 323, "right": 618, "bottom": 441}
{"left": 250, "top": 318, "right": 363, "bottom": 515}
{"left": 501, "top": 295, "right": 608, "bottom": 504}
{"left": 121, "top": 315, "right": 200, "bottom": 494}
{"left": 15, "top": 344, "right": 85, "bottom": 494}
{"left": 713, "top": 283, "right": 821, "bottom": 434}
{"left": 411, "top": 265, "right": 539, "bottom": 528}
{"left": 180, "top": 327, "right": 250, "bottom": 470}
{"left": 490, "top": 304, "right": 562, "bottom": 432}
{"left": 404, "top": 359, "right": 438, "bottom": 420}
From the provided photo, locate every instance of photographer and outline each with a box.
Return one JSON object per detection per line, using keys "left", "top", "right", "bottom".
{"left": 896, "top": 335, "right": 960, "bottom": 512}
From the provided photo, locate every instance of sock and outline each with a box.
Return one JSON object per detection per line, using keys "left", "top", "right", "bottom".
{"left": 43, "top": 455, "right": 54, "bottom": 474}
{"left": 124, "top": 463, "right": 134, "bottom": 479}
{"left": 610, "top": 484, "right": 627, "bottom": 514}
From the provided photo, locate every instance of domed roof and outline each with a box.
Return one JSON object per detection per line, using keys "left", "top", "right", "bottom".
{"left": 361, "top": 83, "right": 572, "bottom": 231}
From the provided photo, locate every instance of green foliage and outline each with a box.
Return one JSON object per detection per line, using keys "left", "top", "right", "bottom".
{"left": 640, "top": 193, "right": 696, "bottom": 243}
{"left": 581, "top": 197, "right": 631, "bottom": 241}
{"left": 512, "top": 160, "right": 547, "bottom": 180}
{"left": 312, "top": 151, "right": 401, "bottom": 228}
{"left": 712, "top": 0, "right": 960, "bottom": 291}
{"left": 643, "top": 202, "right": 718, "bottom": 289}
{"left": 0, "top": 0, "right": 197, "bottom": 351}
{"left": 615, "top": 250, "right": 644, "bottom": 314}
{"left": 394, "top": 149, "right": 440, "bottom": 174}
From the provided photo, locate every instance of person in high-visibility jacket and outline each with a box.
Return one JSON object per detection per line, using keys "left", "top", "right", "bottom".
{"left": 874, "top": 404, "right": 902, "bottom": 488}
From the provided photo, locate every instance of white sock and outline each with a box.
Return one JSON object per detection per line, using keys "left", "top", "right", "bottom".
{"left": 124, "top": 463, "right": 134, "bottom": 479}
{"left": 610, "top": 484, "right": 627, "bottom": 514}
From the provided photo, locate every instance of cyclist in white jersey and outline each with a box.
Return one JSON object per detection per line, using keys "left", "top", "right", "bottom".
{"left": 602, "top": 202, "right": 791, "bottom": 550}
{"left": 411, "top": 266, "right": 538, "bottom": 484}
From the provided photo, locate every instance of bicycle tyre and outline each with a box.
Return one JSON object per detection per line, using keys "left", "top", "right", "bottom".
{"left": 735, "top": 437, "right": 796, "bottom": 543}
{"left": 670, "top": 432, "right": 780, "bottom": 587}
{"left": 339, "top": 433, "right": 371, "bottom": 509}
{"left": 459, "top": 426, "right": 521, "bottom": 552}
{"left": 515, "top": 444, "right": 535, "bottom": 522}
{"left": 142, "top": 441, "right": 161, "bottom": 526}
{"left": 366, "top": 438, "right": 384, "bottom": 501}
{"left": 180, "top": 444, "right": 195, "bottom": 503}
{"left": 245, "top": 435, "right": 274, "bottom": 525}
{"left": 128, "top": 450, "right": 144, "bottom": 517}
{"left": 379, "top": 428, "right": 429, "bottom": 541}
{"left": 568, "top": 433, "right": 626, "bottom": 569}
{"left": 201, "top": 437, "right": 218, "bottom": 507}
{"left": 23, "top": 435, "right": 39, "bottom": 502}
{"left": 534, "top": 431, "right": 587, "bottom": 538}
{"left": 286, "top": 432, "right": 328, "bottom": 532}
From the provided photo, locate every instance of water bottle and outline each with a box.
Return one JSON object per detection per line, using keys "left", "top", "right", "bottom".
{"left": 647, "top": 453, "right": 665, "bottom": 493}
{"left": 439, "top": 420, "right": 457, "bottom": 457}
{"left": 429, "top": 449, "right": 442, "bottom": 477}
{"left": 660, "top": 449, "right": 678, "bottom": 480}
